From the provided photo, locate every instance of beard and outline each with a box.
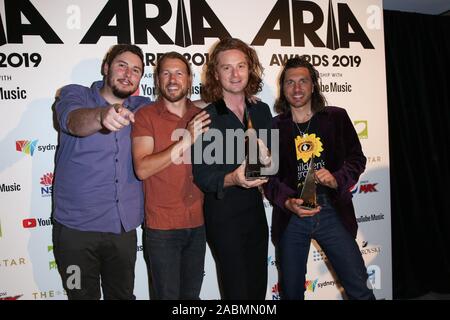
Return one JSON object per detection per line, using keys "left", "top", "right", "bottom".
{"left": 106, "top": 73, "right": 135, "bottom": 99}
{"left": 159, "top": 86, "right": 189, "bottom": 103}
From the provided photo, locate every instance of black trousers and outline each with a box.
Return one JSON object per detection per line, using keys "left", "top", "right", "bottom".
{"left": 204, "top": 188, "right": 269, "bottom": 300}
{"left": 52, "top": 220, "right": 137, "bottom": 300}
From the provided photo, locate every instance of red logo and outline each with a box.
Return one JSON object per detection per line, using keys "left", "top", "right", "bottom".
{"left": 40, "top": 173, "right": 53, "bottom": 186}
{"left": 22, "top": 218, "right": 37, "bottom": 228}
{"left": 0, "top": 294, "right": 23, "bottom": 300}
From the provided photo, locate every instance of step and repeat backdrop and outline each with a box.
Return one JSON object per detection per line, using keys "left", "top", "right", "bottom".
{"left": 0, "top": 0, "right": 391, "bottom": 300}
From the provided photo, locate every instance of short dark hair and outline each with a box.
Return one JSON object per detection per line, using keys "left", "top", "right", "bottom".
{"left": 154, "top": 51, "right": 192, "bottom": 99}
{"left": 275, "top": 56, "right": 327, "bottom": 114}
{"left": 201, "top": 38, "right": 263, "bottom": 103}
{"left": 101, "top": 44, "right": 145, "bottom": 77}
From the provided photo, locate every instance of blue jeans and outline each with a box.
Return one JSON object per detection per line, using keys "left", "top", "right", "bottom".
{"left": 278, "top": 194, "right": 375, "bottom": 300}
{"left": 144, "top": 225, "right": 206, "bottom": 300}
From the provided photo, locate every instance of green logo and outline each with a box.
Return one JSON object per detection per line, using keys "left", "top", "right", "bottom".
{"left": 354, "top": 120, "right": 368, "bottom": 139}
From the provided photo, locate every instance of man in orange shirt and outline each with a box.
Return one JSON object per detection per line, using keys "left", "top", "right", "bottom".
{"left": 131, "top": 52, "right": 210, "bottom": 299}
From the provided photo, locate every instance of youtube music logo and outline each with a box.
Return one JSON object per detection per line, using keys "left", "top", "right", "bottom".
{"left": 22, "top": 218, "right": 37, "bottom": 228}
{"left": 22, "top": 217, "right": 52, "bottom": 229}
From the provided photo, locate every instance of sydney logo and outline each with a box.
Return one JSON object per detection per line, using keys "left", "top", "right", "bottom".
{"left": 16, "top": 140, "right": 38, "bottom": 156}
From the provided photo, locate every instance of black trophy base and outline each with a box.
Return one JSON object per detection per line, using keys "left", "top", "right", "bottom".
{"left": 245, "top": 164, "right": 266, "bottom": 180}
{"left": 298, "top": 200, "right": 318, "bottom": 211}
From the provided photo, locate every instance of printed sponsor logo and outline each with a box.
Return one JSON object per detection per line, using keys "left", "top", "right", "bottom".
{"left": 356, "top": 213, "right": 385, "bottom": 223}
{"left": 0, "top": 86, "right": 27, "bottom": 100}
{"left": 31, "top": 290, "right": 66, "bottom": 300}
{"left": 358, "top": 240, "right": 382, "bottom": 256}
{"left": 22, "top": 218, "right": 37, "bottom": 228}
{"left": 0, "top": 293, "right": 23, "bottom": 300}
{"left": 271, "top": 283, "right": 281, "bottom": 300}
{"left": 312, "top": 249, "right": 327, "bottom": 262}
{"left": 0, "top": 257, "right": 26, "bottom": 267}
{"left": 15, "top": 140, "right": 57, "bottom": 156}
{"left": 16, "top": 140, "right": 38, "bottom": 156}
{"left": 367, "top": 265, "right": 381, "bottom": 289}
{"left": 40, "top": 172, "right": 54, "bottom": 197}
{"left": 305, "top": 278, "right": 319, "bottom": 292}
{"left": 0, "top": 182, "right": 22, "bottom": 193}
{"left": 47, "top": 245, "right": 57, "bottom": 270}
{"left": 1, "top": 0, "right": 376, "bottom": 50}
{"left": 22, "top": 217, "right": 52, "bottom": 229}
{"left": 354, "top": 120, "right": 368, "bottom": 139}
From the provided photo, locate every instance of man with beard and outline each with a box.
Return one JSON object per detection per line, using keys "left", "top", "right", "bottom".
{"left": 263, "top": 56, "right": 375, "bottom": 300}
{"left": 52, "top": 44, "right": 151, "bottom": 300}
{"left": 131, "top": 52, "right": 210, "bottom": 299}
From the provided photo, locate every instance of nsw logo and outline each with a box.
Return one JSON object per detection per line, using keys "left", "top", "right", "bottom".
{"left": 40, "top": 172, "right": 53, "bottom": 197}
{"left": 271, "top": 283, "right": 280, "bottom": 300}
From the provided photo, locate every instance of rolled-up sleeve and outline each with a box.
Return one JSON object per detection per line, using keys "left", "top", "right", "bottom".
{"left": 55, "top": 84, "right": 89, "bottom": 134}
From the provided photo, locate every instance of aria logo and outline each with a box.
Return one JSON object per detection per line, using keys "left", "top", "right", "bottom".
{"left": 40, "top": 172, "right": 54, "bottom": 197}
{"left": 350, "top": 180, "right": 378, "bottom": 194}
{"left": 16, "top": 140, "right": 38, "bottom": 156}
{"left": 1, "top": 0, "right": 376, "bottom": 50}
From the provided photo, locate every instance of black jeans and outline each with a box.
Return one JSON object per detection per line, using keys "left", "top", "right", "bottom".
{"left": 52, "top": 221, "right": 137, "bottom": 300}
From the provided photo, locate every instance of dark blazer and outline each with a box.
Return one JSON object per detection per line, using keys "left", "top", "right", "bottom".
{"left": 193, "top": 99, "right": 272, "bottom": 199}
{"left": 264, "top": 106, "right": 366, "bottom": 245}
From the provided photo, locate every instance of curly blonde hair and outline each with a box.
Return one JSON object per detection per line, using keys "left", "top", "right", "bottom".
{"left": 201, "top": 38, "right": 263, "bottom": 103}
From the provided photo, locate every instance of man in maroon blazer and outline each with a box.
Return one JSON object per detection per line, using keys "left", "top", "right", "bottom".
{"left": 264, "top": 56, "right": 375, "bottom": 300}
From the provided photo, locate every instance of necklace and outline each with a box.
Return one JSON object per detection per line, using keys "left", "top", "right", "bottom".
{"left": 293, "top": 113, "right": 313, "bottom": 138}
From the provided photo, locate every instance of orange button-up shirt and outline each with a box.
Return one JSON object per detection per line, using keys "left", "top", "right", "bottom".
{"left": 132, "top": 99, "right": 204, "bottom": 230}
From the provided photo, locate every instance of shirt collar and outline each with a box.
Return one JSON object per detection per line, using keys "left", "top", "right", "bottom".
{"left": 91, "top": 80, "right": 136, "bottom": 109}
{"left": 154, "top": 98, "right": 197, "bottom": 120}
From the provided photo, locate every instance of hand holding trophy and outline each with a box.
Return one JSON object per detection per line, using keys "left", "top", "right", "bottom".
{"left": 244, "top": 108, "right": 271, "bottom": 180}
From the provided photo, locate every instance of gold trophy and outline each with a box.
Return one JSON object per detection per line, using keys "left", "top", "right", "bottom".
{"left": 297, "top": 155, "right": 318, "bottom": 210}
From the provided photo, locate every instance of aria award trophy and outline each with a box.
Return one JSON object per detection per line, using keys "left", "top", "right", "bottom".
{"left": 297, "top": 155, "right": 318, "bottom": 210}
{"left": 244, "top": 108, "right": 268, "bottom": 180}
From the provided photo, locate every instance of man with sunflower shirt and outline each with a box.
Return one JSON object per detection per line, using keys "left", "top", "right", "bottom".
{"left": 263, "top": 56, "right": 375, "bottom": 300}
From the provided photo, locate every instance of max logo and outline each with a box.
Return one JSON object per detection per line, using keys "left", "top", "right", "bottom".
{"left": 1, "top": 0, "right": 374, "bottom": 49}
{"left": 350, "top": 181, "right": 378, "bottom": 194}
